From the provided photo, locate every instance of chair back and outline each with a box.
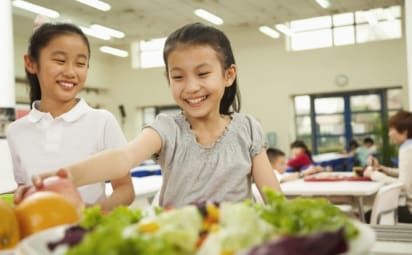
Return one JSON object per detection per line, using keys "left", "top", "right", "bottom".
{"left": 251, "top": 184, "right": 265, "bottom": 204}
{"left": 370, "top": 182, "right": 403, "bottom": 225}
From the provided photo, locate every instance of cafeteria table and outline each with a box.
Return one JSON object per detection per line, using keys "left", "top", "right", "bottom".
{"left": 280, "top": 172, "right": 384, "bottom": 222}
{"left": 106, "top": 175, "right": 163, "bottom": 209}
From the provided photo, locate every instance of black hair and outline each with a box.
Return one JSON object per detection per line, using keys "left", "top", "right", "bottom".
{"left": 290, "top": 140, "right": 312, "bottom": 162}
{"left": 26, "top": 23, "right": 90, "bottom": 106}
{"left": 349, "top": 139, "right": 359, "bottom": 150}
{"left": 388, "top": 110, "right": 412, "bottom": 138}
{"left": 163, "top": 22, "right": 240, "bottom": 114}
{"left": 266, "top": 148, "right": 285, "bottom": 163}
{"left": 363, "top": 137, "right": 374, "bottom": 145}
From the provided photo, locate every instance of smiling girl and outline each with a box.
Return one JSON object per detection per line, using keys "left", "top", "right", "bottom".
{"left": 7, "top": 23, "right": 134, "bottom": 210}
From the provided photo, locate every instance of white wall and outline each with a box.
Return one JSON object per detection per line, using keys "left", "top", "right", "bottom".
{"left": 13, "top": 26, "right": 407, "bottom": 152}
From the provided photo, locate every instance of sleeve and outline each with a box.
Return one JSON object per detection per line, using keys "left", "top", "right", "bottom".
{"left": 145, "top": 114, "right": 177, "bottom": 165}
{"left": 382, "top": 166, "right": 399, "bottom": 177}
{"left": 5, "top": 126, "right": 28, "bottom": 184}
{"left": 246, "top": 115, "right": 266, "bottom": 158}
{"left": 371, "top": 171, "right": 398, "bottom": 184}
{"left": 101, "top": 111, "right": 127, "bottom": 149}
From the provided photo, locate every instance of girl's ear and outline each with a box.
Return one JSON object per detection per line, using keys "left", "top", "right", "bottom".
{"left": 24, "top": 54, "right": 37, "bottom": 74}
{"left": 224, "top": 64, "right": 237, "bottom": 87}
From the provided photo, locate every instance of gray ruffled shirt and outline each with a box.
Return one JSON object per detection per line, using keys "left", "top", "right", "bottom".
{"left": 147, "top": 112, "right": 266, "bottom": 207}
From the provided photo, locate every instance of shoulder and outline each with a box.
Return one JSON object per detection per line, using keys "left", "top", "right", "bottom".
{"left": 150, "top": 112, "right": 185, "bottom": 129}
{"left": 6, "top": 116, "right": 31, "bottom": 137}
{"left": 231, "top": 112, "right": 263, "bottom": 133}
{"left": 83, "top": 107, "right": 118, "bottom": 123}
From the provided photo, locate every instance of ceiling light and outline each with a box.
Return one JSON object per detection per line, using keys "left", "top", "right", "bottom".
{"left": 100, "top": 46, "right": 128, "bottom": 58}
{"left": 259, "top": 26, "right": 280, "bottom": 39}
{"left": 80, "top": 26, "right": 110, "bottom": 40}
{"left": 275, "top": 24, "right": 293, "bottom": 36}
{"left": 12, "top": 0, "right": 60, "bottom": 18}
{"left": 314, "top": 0, "right": 330, "bottom": 9}
{"left": 76, "top": 0, "right": 110, "bottom": 12}
{"left": 194, "top": 9, "right": 223, "bottom": 25}
{"left": 91, "top": 24, "right": 125, "bottom": 39}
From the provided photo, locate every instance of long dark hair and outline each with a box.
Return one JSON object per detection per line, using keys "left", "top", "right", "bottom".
{"left": 26, "top": 23, "right": 90, "bottom": 107}
{"left": 163, "top": 22, "right": 241, "bottom": 114}
{"left": 291, "top": 140, "right": 313, "bottom": 162}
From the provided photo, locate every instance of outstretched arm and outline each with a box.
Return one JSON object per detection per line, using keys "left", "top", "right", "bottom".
{"left": 252, "top": 150, "right": 282, "bottom": 202}
{"left": 33, "top": 128, "right": 162, "bottom": 187}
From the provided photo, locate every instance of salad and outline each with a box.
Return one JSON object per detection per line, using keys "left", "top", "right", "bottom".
{"left": 48, "top": 189, "right": 359, "bottom": 255}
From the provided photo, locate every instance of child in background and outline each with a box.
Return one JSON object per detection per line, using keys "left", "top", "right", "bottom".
{"left": 286, "top": 140, "right": 313, "bottom": 172}
{"left": 364, "top": 110, "right": 412, "bottom": 223}
{"left": 267, "top": 148, "right": 322, "bottom": 182}
{"left": 18, "top": 22, "right": 281, "bottom": 207}
{"left": 363, "top": 137, "right": 377, "bottom": 156}
{"left": 7, "top": 22, "right": 134, "bottom": 210}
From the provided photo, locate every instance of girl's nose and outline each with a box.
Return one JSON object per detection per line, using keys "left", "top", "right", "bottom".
{"left": 185, "top": 76, "right": 201, "bottom": 92}
{"left": 63, "top": 63, "right": 76, "bottom": 78}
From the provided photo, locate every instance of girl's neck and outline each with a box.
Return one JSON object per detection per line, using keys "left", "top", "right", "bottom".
{"left": 38, "top": 98, "right": 79, "bottom": 118}
{"left": 186, "top": 113, "right": 231, "bottom": 146}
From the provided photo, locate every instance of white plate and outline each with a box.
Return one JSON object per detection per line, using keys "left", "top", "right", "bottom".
{"left": 14, "top": 221, "right": 375, "bottom": 255}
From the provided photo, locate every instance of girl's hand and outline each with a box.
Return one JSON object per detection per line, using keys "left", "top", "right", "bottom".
{"left": 32, "top": 168, "right": 71, "bottom": 188}
{"left": 367, "top": 156, "right": 380, "bottom": 169}
{"left": 14, "top": 185, "right": 32, "bottom": 205}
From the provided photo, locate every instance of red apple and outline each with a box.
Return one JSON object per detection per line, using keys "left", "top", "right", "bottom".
{"left": 23, "top": 176, "right": 84, "bottom": 213}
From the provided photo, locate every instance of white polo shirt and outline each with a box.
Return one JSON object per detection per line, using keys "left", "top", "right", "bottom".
{"left": 6, "top": 98, "right": 127, "bottom": 204}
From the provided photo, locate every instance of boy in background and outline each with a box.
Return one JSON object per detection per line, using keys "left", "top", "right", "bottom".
{"left": 266, "top": 148, "right": 323, "bottom": 183}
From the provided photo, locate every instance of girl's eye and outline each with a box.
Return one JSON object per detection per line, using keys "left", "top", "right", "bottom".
{"left": 77, "top": 62, "right": 87, "bottom": 67}
{"left": 171, "top": 75, "right": 183, "bottom": 80}
{"left": 53, "top": 59, "right": 65, "bottom": 64}
{"left": 199, "top": 72, "right": 210, "bottom": 77}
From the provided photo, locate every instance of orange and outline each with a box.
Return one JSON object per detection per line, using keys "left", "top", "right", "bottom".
{"left": 15, "top": 191, "right": 80, "bottom": 238}
{"left": 0, "top": 199, "right": 20, "bottom": 250}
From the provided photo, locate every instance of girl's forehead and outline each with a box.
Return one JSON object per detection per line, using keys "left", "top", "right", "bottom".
{"left": 167, "top": 44, "right": 220, "bottom": 67}
{"left": 42, "top": 34, "right": 89, "bottom": 56}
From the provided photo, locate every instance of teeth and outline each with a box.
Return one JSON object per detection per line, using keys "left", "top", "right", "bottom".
{"left": 59, "top": 81, "right": 74, "bottom": 88}
{"left": 187, "top": 96, "right": 206, "bottom": 104}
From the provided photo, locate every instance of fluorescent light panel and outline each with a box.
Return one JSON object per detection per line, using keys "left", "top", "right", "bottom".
{"left": 259, "top": 26, "right": 280, "bottom": 39}
{"left": 194, "top": 9, "right": 223, "bottom": 25}
{"left": 76, "top": 0, "right": 110, "bottom": 11}
{"left": 100, "top": 46, "right": 128, "bottom": 57}
{"left": 80, "top": 26, "right": 110, "bottom": 40}
{"left": 12, "top": 0, "right": 60, "bottom": 18}
{"left": 315, "top": 0, "right": 330, "bottom": 9}
{"left": 91, "top": 24, "right": 125, "bottom": 39}
{"left": 275, "top": 24, "right": 293, "bottom": 36}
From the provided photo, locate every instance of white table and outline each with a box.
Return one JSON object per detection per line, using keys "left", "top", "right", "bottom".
{"left": 105, "top": 175, "right": 162, "bottom": 209}
{"left": 280, "top": 172, "right": 384, "bottom": 222}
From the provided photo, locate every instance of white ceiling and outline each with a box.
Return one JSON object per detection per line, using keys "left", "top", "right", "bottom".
{"left": 12, "top": 0, "right": 404, "bottom": 47}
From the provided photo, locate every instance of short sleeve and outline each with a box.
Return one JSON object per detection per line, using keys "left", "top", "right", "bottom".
{"left": 246, "top": 115, "right": 266, "bottom": 158}
{"left": 100, "top": 110, "right": 127, "bottom": 149}
{"left": 145, "top": 113, "right": 178, "bottom": 165}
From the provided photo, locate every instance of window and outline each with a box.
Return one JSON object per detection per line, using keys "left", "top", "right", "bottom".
{"left": 131, "top": 37, "right": 166, "bottom": 69}
{"left": 293, "top": 88, "right": 403, "bottom": 155}
{"left": 287, "top": 5, "right": 401, "bottom": 51}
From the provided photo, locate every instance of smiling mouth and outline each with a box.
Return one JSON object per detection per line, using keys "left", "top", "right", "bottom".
{"left": 185, "top": 96, "right": 207, "bottom": 105}
{"left": 58, "top": 81, "right": 75, "bottom": 89}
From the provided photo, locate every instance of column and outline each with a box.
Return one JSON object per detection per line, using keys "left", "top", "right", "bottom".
{"left": 0, "top": 0, "right": 15, "bottom": 107}
{"left": 406, "top": 1, "right": 412, "bottom": 110}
